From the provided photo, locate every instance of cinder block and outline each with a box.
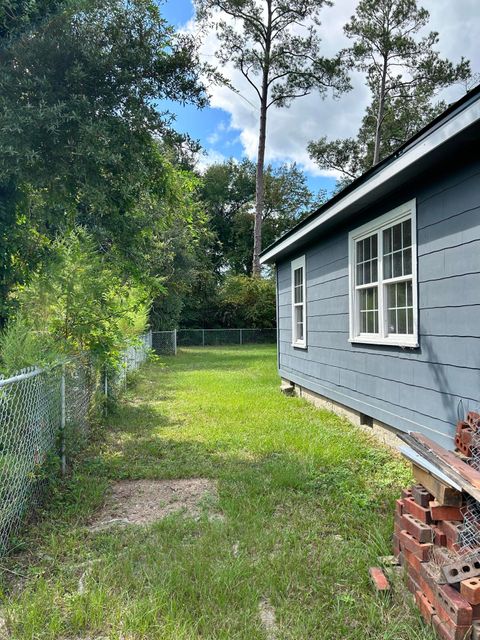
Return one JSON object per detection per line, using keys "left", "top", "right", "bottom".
{"left": 398, "top": 529, "right": 433, "bottom": 561}
{"left": 421, "top": 562, "right": 473, "bottom": 626}
{"left": 402, "top": 513, "right": 434, "bottom": 543}
{"left": 416, "top": 590, "right": 436, "bottom": 624}
{"left": 396, "top": 498, "right": 404, "bottom": 516}
{"left": 467, "top": 412, "right": 480, "bottom": 428}
{"left": 412, "top": 484, "right": 434, "bottom": 508}
{"left": 403, "top": 547, "right": 423, "bottom": 576}
{"left": 441, "top": 555, "right": 480, "bottom": 585}
{"left": 402, "top": 487, "right": 413, "bottom": 500}
{"left": 461, "top": 578, "right": 480, "bottom": 605}
{"left": 432, "top": 614, "right": 472, "bottom": 640}
{"left": 403, "top": 496, "right": 433, "bottom": 524}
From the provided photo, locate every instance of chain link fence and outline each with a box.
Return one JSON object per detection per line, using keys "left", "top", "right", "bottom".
{"left": 152, "top": 328, "right": 276, "bottom": 352}
{"left": 152, "top": 330, "right": 177, "bottom": 355}
{"left": 0, "top": 332, "right": 151, "bottom": 556}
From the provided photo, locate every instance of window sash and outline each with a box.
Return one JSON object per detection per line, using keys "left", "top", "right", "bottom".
{"left": 349, "top": 201, "right": 417, "bottom": 346}
{"left": 291, "top": 257, "right": 306, "bottom": 347}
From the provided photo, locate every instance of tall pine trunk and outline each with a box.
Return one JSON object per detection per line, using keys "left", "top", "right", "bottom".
{"left": 252, "top": 94, "right": 267, "bottom": 276}
{"left": 252, "top": 0, "right": 272, "bottom": 277}
{"left": 373, "top": 55, "right": 388, "bottom": 166}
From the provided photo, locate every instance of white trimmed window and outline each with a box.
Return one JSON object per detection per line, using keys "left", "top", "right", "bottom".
{"left": 349, "top": 199, "right": 418, "bottom": 347}
{"left": 291, "top": 255, "right": 307, "bottom": 348}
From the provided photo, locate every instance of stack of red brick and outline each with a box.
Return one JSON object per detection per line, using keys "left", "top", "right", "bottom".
{"left": 394, "top": 483, "right": 480, "bottom": 640}
{"left": 455, "top": 412, "right": 480, "bottom": 458}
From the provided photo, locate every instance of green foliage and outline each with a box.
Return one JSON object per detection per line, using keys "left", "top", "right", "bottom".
{"left": 218, "top": 275, "right": 276, "bottom": 328}
{"left": 309, "top": 0, "right": 471, "bottom": 182}
{"left": 0, "top": 314, "right": 58, "bottom": 374}
{"left": 0, "top": 0, "right": 209, "bottom": 322}
{"left": 2, "top": 229, "right": 150, "bottom": 373}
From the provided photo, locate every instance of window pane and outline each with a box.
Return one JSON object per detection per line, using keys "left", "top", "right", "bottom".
{"left": 372, "top": 234, "right": 378, "bottom": 258}
{"left": 383, "top": 228, "right": 391, "bottom": 254}
{"left": 294, "top": 267, "right": 303, "bottom": 303}
{"left": 371, "top": 260, "right": 378, "bottom": 282}
{"left": 407, "top": 280, "right": 413, "bottom": 306}
{"left": 294, "top": 285, "right": 303, "bottom": 304}
{"left": 393, "top": 251, "right": 402, "bottom": 278}
{"left": 357, "top": 240, "right": 364, "bottom": 263}
{"left": 294, "top": 267, "right": 302, "bottom": 288}
{"left": 359, "top": 287, "right": 378, "bottom": 334}
{"left": 393, "top": 223, "right": 402, "bottom": 251}
{"left": 364, "top": 237, "right": 371, "bottom": 260}
{"left": 388, "top": 309, "right": 397, "bottom": 334}
{"left": 384, "top": 254, "right": 392, "bottom": 279}
{"left": 295, "top": 306, "right": 304, "bottom": 340}
{"left": 357, "top": 263, "right": 363, "bottom": 286}
{"left": 386, "top": 281, "right": 413, "bottom": 335}
{"left": 403, "top": 248, "right": 412, "bottom": 276}
{"left": 407, "top": 308, "right": 413, "bottom": 334}
{"left": 403, "top": 220, "right": 412, "bottom": 248}
{"left": 364, "top": 261, "right": 371, "bottom": 283}
{"left": 397, "top": 308, "right": 407, "bottom": 334}
{"left": 397, "top": 281, "right": 406, "bottom": 307}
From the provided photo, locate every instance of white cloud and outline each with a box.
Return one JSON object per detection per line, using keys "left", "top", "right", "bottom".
{"left": 194, "top": 148, "right": 228, "bottom": 173}
{"left": 184, "top": 0, "right": 480, "bottom": 178}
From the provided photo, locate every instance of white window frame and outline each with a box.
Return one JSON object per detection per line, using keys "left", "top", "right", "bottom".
{"left": 291, "top": 255, "right": 307, "bottom": 348}
{"left": 348, "top": 199, "right": 418, "bottom": 347}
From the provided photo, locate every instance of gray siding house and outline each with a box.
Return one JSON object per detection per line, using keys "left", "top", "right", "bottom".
{"left": 260, "top": 87, "right": 480, "bottom": 450}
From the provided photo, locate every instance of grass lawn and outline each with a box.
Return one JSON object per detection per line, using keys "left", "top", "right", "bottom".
{"left": 1, "top": 346, "right": 435, "bottom": 639}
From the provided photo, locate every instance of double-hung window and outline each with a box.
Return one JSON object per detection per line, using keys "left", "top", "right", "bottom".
{"left": 349, "top": 200, "right": 418, "bottom": 347}
{"left": 291, "top": 255, "right": 307, "bottom": 348}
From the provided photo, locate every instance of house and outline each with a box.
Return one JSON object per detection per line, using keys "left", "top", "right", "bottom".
{"left": 260, "top": 85, "right": 480, "bottom": 450}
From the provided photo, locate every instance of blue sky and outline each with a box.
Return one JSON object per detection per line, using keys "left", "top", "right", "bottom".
{"left": 158, "top": 0, "right": 479, "bottom": 198}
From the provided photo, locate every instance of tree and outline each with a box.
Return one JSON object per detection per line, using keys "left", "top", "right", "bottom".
{"left": 0, "top": 0, "right": 209, "bottom": 321}
{"left": 308, "top": 0, "right": 471, "bottom": 182}
{"left": 218, "top": 274, "right": 276, "bottom": 328}
{"left": 198, "top": 159, "right": 324, "bottom": 275}
{"left": 194, "top": 0, "right": 349, "bottom": 275}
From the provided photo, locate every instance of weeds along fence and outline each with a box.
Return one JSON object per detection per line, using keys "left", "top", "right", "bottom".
{"left": 0, "top": 331, "right": 151, "bottom": 556}
{"left": 152, "top": 328, "right": 276, "bottom": 353}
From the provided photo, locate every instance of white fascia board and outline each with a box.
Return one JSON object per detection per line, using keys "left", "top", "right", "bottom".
{"left": 260, "top": 98, "right": 480, "bottom": 264}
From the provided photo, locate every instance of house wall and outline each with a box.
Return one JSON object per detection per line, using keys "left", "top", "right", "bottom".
{"left": 276, "top": 156, "right": 480, "bottom": 450}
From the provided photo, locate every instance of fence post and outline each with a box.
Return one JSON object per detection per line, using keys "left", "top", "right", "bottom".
{"left": 60, "top": 364, "right": 66, "bottom": 476}
{"left": 202, "top": 329, "right": 205, "bottom": 348}
{"left": 239, "top": 328, "right": 243, "bottom": 345}
{"left": 174, "top": 329, "right": 177, "bottom": 355}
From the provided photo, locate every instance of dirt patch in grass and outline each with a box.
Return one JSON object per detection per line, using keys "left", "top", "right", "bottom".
{"left": 89, "top": 478, "right": 218, "bottom": 529}
{"left": 258, "top": 597, "right": 277, "bottom": 640}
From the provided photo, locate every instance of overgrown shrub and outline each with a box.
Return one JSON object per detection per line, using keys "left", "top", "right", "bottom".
{"left": 218, "top": 274, "right": 276, "bottom": 328}
{"left": 1, "top": 229, "right": 150, "bottom": 375}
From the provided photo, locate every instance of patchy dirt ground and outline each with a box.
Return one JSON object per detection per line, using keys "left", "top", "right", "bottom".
{"left": 89, "top": 478, "right": 219, "bottom": 530}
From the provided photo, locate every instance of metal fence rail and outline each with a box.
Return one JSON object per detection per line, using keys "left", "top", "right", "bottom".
{"left": 178, "top": 328, "right": 277, "bottom": 346}
{"left": 152, "top": 328, "right": 276, "bottom": 352}
{"left": 0, "top": 332, "right": 151, "bottom": 555}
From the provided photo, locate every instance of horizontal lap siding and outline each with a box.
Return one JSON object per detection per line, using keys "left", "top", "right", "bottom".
{"left": 276, "top": 160, "right": 480, "bottom": 449}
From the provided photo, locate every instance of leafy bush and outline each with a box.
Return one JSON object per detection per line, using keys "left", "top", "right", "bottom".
{"left": 218, "top": 275, "right": 276, "bottom": 328}
{"left": 1, "top": 229, "right": 150, "bottom": 375}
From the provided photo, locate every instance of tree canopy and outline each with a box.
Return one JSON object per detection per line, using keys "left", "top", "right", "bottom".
{"left": 308, "top": 0, "right": 471, "bottom": 185}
